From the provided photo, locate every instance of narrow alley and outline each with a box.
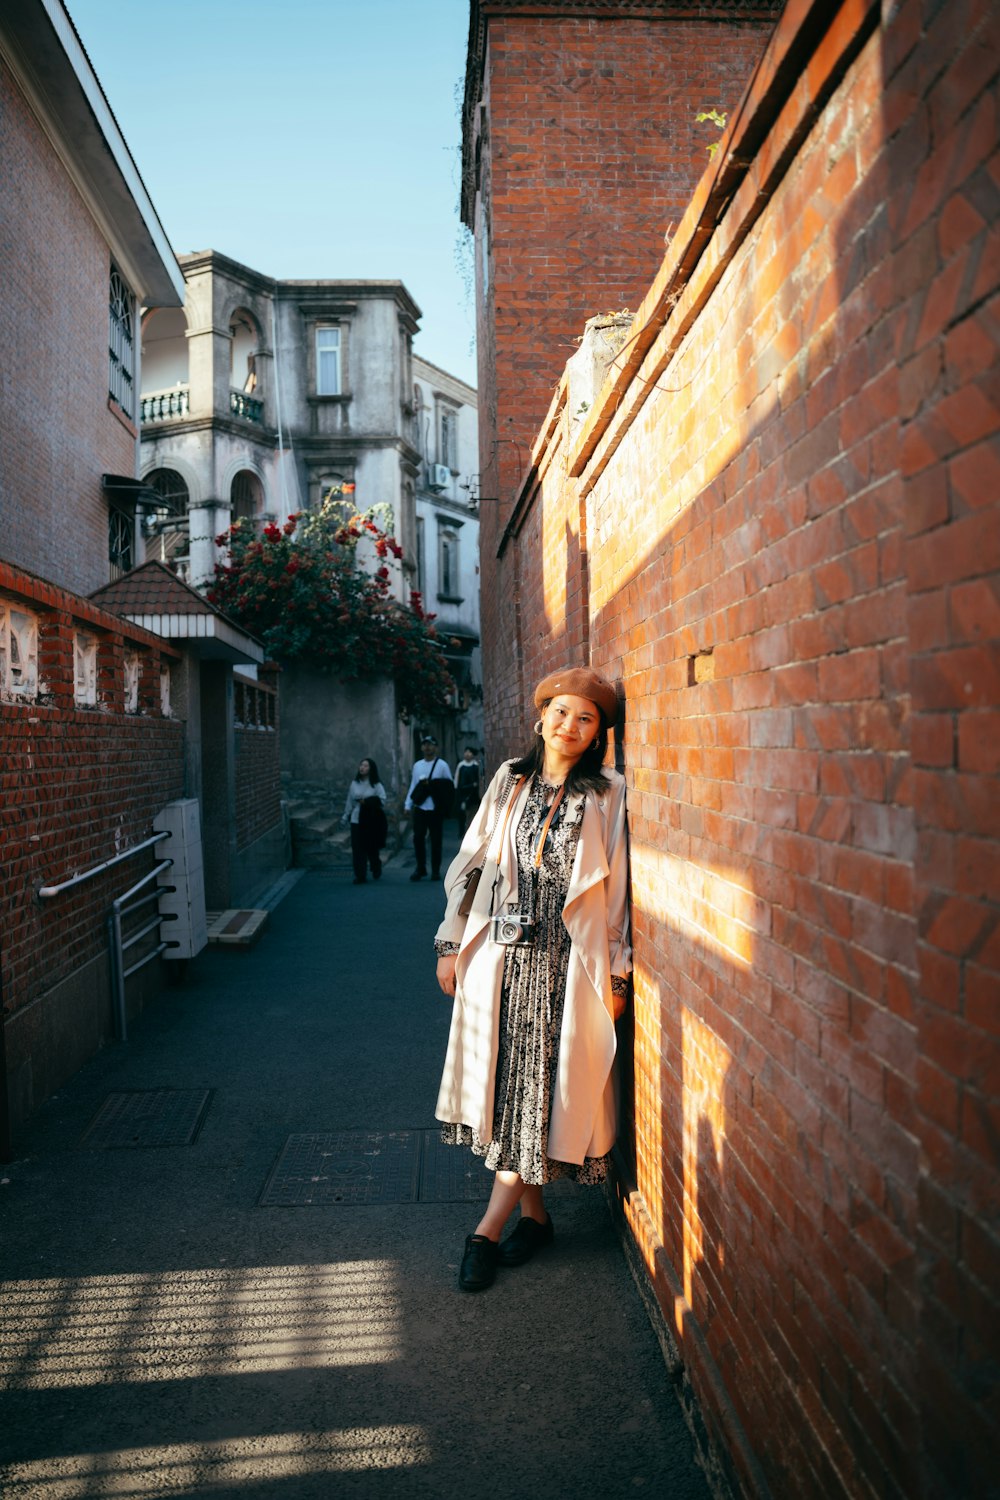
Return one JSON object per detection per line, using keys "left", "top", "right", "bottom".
{"left": 0, "top": 843, "right": 710, "bottom": 1498}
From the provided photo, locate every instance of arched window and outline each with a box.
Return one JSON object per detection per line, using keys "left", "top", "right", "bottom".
{"left": 109, "top": 266, "right": 135, "bottom": 417}
{"left": 439, "top": 528, "right": 459, "bottom": 600}
{"left": 143, "top": 468, "right": 190, "bottom": 577}
{"left": 229, "top": 311, "right": 263, "bottom": 422}
{"left": 231, "top": 470, "right": 264, "bottom": 527}
{"left": 229, "top": 311, "right": 259, "bottom": 392}
{"left": 140, "top": 307, "right": 189, "bottom": 419}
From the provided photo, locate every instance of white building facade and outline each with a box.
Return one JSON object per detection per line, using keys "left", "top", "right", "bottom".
{"left": 140, "top": 254, "right": 482, "bottom": 766}
{"left": 139, "top": 251, "right": 423, "bottom": 593}
{"left": 411, "top": 355, "right": 482, "bottom": 761}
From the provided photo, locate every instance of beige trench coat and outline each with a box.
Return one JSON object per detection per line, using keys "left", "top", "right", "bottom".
{"left": 434, "top": 760, "right": 632, "bottom": 1165}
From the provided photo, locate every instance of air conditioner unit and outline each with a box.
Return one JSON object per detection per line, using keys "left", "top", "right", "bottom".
{"left": 155, "top": 798, "right": 208, "bottom": 959}
{"left": 428, "top": 464, "right": 450, "bottom": 491}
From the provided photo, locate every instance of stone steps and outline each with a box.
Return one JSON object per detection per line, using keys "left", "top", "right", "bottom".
{"left": 284, "top": 779, "right": 401, "bottom": 871}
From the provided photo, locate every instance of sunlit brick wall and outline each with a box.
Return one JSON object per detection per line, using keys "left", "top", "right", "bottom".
{"left": 468, "top": 6, "right": 780, "bottom": 770}
{"left": 489, "top": 0, "right": 999, "bottom": 1493}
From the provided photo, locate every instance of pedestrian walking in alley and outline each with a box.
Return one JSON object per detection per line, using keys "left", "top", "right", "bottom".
{"left": 404, "top": 734, "right": 453, "bottom": 881}
{"left": 433, "top": 666, "right": 631, "bottom": 1292}
{"left": 340, "top": 757, "right": 388, "bottom": 883}
{"left": 454, "top": 746, "right": 481, "bottom": 833}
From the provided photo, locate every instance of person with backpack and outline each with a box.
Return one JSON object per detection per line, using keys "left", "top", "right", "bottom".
{"left": 403, "top": 734, "right": 453, "bottom": 881}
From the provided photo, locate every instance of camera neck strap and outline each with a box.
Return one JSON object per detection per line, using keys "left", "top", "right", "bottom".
{"left": 487, "top": 774, "right": 527, "bottom": 919}
{"left": 532, "top": 782, "right": 566, "bottom": 868}
{"left": 487, "top": 774, "right": 566, "bottom": 922}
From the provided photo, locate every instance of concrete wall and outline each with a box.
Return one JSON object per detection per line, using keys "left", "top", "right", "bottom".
{"left": 478, "top": 0, "right": 1000, "bottom": 1493}
{"left": 279, "top": 666, "right": 403, "bottom": 799}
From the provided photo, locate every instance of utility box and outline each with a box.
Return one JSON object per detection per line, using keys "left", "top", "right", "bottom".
{"left": 155, "top": 799, "right": 208, "bottom": 959}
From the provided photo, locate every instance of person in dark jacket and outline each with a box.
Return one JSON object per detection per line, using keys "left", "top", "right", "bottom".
{"left": 403, "top": 735, "right": 453, "bottom": 881}
{"left": 340, "top": 758, "right": 387, "bottom": 883}
{"left": 454, "top": 747, "right": 481, "bottom": 833}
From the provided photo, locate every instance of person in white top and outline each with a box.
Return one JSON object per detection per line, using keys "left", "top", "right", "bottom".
{"left": 403, "top": 734, "right": 453, "bottom": 881}
{"left": 340, "top": 757, "right": 388, "bottom": 883}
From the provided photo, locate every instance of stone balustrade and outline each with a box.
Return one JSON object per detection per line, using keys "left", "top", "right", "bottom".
{"left": 140, "top": 386, "right": 190, "bottom": 422}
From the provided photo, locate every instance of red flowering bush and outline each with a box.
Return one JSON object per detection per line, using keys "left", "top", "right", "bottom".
{"left": 207, "top": 494, "right": 454, "bottom": 721}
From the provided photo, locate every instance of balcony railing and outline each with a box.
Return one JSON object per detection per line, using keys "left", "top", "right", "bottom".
{"left": 140, "top": 387, "right": 190, "bottom": 423}
{"left": 230, "top": 389, "right": 264, "bottom": 424}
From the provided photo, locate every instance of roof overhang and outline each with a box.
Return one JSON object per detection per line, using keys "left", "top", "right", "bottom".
{"left": 0, "top": 1, "right": 184, "bottom": 307}
{"left": 117, "top": 611, "right": 265, "bottom": 665}
{"left": 102, "top": 474, "right": 181, "bottom": 512}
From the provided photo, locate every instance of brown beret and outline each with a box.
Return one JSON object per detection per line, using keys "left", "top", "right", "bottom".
{"left": 534, "top": 666, "right": 618, "bottom": 725}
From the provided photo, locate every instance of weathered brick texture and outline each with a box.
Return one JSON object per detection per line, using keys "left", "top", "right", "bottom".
{"left": 0, "top": 60, "right": 136, "bottom": 597}
{"left": 467, "top": 5, "right": 781, "bottom": 766}
{"left": 234, "top": 673, "right": 281, "bottom": 853}
{"left": 478, "top": 0, "right": 999, "bottom": 1493}
{"left": 0, "top": 565, "right": 184, "bottom": 1024}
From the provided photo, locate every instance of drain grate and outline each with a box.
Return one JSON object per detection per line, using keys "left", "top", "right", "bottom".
{"left": 82, "top": 1089, "right": 213, "bottom": 1148}
{"left": 259, "top": 1130, "right": 494, "bottom": 1206}
{"left": 418, "top": 1129, "right": 495, "bottom": 1203}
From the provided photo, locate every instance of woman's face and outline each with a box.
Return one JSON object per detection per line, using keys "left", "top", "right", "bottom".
{"left": 540, "top": 694, "right": 601, "bottom": 763}
{"left": 358, "top": 759, "right": 371, "bottom": 779}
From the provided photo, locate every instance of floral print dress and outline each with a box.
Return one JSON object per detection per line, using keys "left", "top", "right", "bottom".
{"left": 440, "top": 774, "right": 614, "bottom": 1186}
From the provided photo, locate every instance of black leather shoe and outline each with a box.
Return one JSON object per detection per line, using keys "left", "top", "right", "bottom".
{"left": 409, "top": 870, "right": 426, "bottom": 881}
{"left": 459, "top": 1234, "right": 498, "bottom": 1292}
{"left": 497, "top": 1214, "right": 554, "bottom": 1267}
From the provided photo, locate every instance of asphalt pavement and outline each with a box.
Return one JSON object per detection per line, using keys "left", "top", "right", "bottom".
{"left": 0, "top": 824, "right": 712, "bottom": 1499}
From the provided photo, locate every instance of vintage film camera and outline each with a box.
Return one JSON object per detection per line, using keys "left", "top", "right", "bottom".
{"left": 489, "top": 908, "right": 534, "bottom": 945}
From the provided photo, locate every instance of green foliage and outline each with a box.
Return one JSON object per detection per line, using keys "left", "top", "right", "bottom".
{"left": 695, "top": 108, "right": 728, "bottom": 159}
{"left": 207, "top": 489, "right": 455, "bottom": 722}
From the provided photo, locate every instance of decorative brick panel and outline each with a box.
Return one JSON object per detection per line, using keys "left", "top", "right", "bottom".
{"left": 0, "top": 565, "right": 184, "bottom": 1024}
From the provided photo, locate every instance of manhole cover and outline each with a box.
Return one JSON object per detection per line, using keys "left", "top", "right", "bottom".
{"left": 418, "top": 1130, "right": 494, "bottom": 1203}
{"left": 82, "top": 1089, "right": 213, "bottom": 1148}
{"left": 260, "top": 1131, "right": 422, "bottom": 1206}
{"left": 259, "top": 1130, "right": 495, "bottom": 1206}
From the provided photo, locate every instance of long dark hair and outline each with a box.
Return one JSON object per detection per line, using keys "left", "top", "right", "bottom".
{"left": 510, "top": 702, "right": 611, "bottom": 796}
{"left": 358, "top": 758, "right": 381, "bottom": 788}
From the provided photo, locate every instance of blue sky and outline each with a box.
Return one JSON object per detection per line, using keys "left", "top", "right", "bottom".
{"left": 67, "top": 0, "right": 476, "bottom": 386}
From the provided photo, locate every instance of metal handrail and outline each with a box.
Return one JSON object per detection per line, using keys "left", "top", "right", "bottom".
{"left": 113, "top": 858, "right": 173, "bottom": 910}
{"left": 108, "top": 858, "right": 174, "bottom": 1042}
{"left": 38, "top": 831, "right": 171, "bottom": 900}
{"left": 122, "top": 914, "right": 166, "bottom": 952}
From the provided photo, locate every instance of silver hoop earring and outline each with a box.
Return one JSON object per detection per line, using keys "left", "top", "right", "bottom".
{"left": 533, "top": 719, "right": 543, "bottom": 735}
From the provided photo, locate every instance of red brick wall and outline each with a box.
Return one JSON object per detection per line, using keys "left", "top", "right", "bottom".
{"left": 468, "top": 7, "right": 780, "bottom": 766}
{"left": 234, "top": 674, "right": 281, "bottom": 853}
{"left": 0, "top": 565, "right": 184, "bottom": 1023}
{"left": 0, "top": 60, "right": 136, "bottom": 597}
{"left": 482, "top": 0, "right": 999, "bottom": 1493}
{"left": 889, "top": 0, "right": 1000, "bottom": 1485}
